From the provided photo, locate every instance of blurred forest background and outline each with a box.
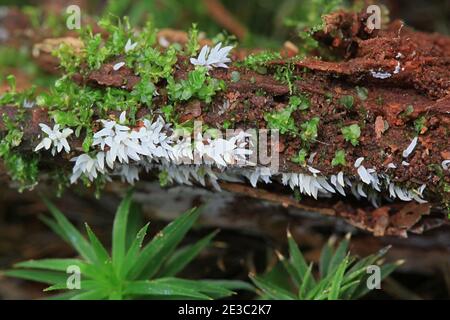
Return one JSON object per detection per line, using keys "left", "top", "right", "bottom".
{"left": 1, "top": 0, "right": 449, "bottom": 45}
{"left": 0, "top": 0, "right": 449, "bottom": 300}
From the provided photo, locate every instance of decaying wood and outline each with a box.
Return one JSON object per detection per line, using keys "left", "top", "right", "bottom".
{"left": 219, "top": 181, "right": 443, "bottom": 238}
{"left": 1, "top": 9, "right": 449, "bottom": 237}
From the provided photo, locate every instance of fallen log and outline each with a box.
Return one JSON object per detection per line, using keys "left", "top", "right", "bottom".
{"left": 1, "top": 9, "right": 449, "bottom": 237}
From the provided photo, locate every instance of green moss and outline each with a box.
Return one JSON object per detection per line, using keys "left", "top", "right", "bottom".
{"left": 291, "top": 149, "right": 308, "bottom": 166}
{"left": 0, "top": 115, "right": 23, "bottom": 149}
{"left": 52, "top": 43, "right": 81, "bottom": 75}
{"left": 167, "top": 67, "right": 225, "bottom": 104}
{"left": 2, "top": 152, "right": 39, "bottom": 191}
{"left": 0, "top": 114, "right": 38, "bottom": 191}
{"left": 161, "top": 105, "right": 175, "bottom": 122}
{"left": 101, "top": 87, "right": 138, "bottom": 117}
{"left": 255, "top": 88, "right": 266, "bottom": 96}
{"left": 158, "top": 170, "right": 169, "bottom": 187}
{"left": 300, "top": 117, "right": 320, "bottom": 144}
{"left": 339, "top": 95, "right": 354, "bottom": 109}
{"left": 414, "top": 116, "right": 426, "bottom": 134}
{"left": 331, "top": 149, "right": 346, "bottom": 167}
{"left": 355, "top": 86, "right": 368, "bottom": 101}
{"left": 0, "top": 76, "right": 36, "bottom": 108}
{"left": 37, "top": 78, "right": 97, "bottom": 129}
{"left": 293, "top": 189, "right": 302, "bottom": 201}
{"left": 134, "top": 46, "right": 178, "bottom": 82}
{"left": 131, "top": 76, "right": 156, "bottom": 106}
{"left": 240, "top": 51, "right": 281, "bottom": 71}
{"left": 82, "top": 130, "right": 94, "bottom": 153}
{"left": 341, "top": 124, "right": 361, "bottom": 146}
{"left": 264, "top": 95, "right": 312, "bottom": 137}
{"left": 274, "top": 63, "right": 298, "bottom": 94}
{"left": 264, "top": 107, "right": 298, "bottom": 135}
{"left": 222, "top": 120, "right": 232, "bottom": 129}
{"left": 443, "top": 183, "right": 450, "bottom": 193}
{"left": 0, "top": 77, "right": 39, "bottom": 190}
{"left": 186, "top": 23, "right": 200, "bottom": 56}
{"left": 98, "top": 16, "right": 133, "bottom": 57}
{"left": 84, "top": 32, "right": 110, "bottom": 70}
{"left": 230, "top": 71, "right": 241, "bottom": 83}
{"left": 289, "top": 94, "right": 310, "bottom": 111}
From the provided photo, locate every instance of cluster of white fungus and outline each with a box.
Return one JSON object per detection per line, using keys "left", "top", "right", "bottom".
{"left": 370, "top": 52, "right": 405, "bottom": 79}
{"left": 370, "top": 70, "right": 392, "bottom": 79}
{"left": 124, "top": 38, "right": 138, "bottom": 53}
{"left": 34, "top": 124, "right": 73, "bottom": 156}
{"left": 190, "top": 43, "right": 233, "bottom": 69}
{"left": 70, "top": 152, "right": 107, "bottom": 183}
{"left": 25, "top": 29, "right": 442, "bottom": 207}
{"left": 33, "top": 114, "right": 438, "bottom": 205}
{"left": 36, "top": 112, "right": 254, "bottom": 185}
{"left": 442, "top": 160, "right": 450, "bottom": 170}
{"left": 278, "top": 161, "right": 426, "bottom": 206}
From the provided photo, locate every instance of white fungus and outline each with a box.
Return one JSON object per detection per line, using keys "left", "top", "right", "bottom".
{"left": 402, "top": 136, "right": 418, "bottom": 158}
{"left": 354, "top": 157, "right": 364, "bottom": 168}
{"left": 386, "top": 162, "right": 397, "bottom": 169}
{"left": 35, "top": 112, "right": 429, "bottom": 205}
{"left": 442, "top": 160, "right": 450, "bottom": 170}
{"left": 190, "top": 43, "right": 233, "bottom": 70}
{"left": 124, "top": 39, "right": 138, "bottom": 53}
{"left": 35, "top": 123, "right": 73, "bottom": 156}
{"left": 370, "top": 70, "right": 392, "bottom": 79}
{"left": 113, "top": 62, "right": 125, "bottom": 71}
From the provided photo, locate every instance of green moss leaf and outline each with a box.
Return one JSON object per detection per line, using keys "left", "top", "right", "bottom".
{"left": 341, "top": 124, "right": 361, "bottom": 146}
{"left": 331, "top": 150, "right": 346, "bottom": 167}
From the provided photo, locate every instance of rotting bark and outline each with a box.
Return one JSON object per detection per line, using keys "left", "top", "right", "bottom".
{"left": 218, "top": 182, "right": 441, "bottom": 238}
{"left": 1, "top": 9, "right": 449, "bottom": 237}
